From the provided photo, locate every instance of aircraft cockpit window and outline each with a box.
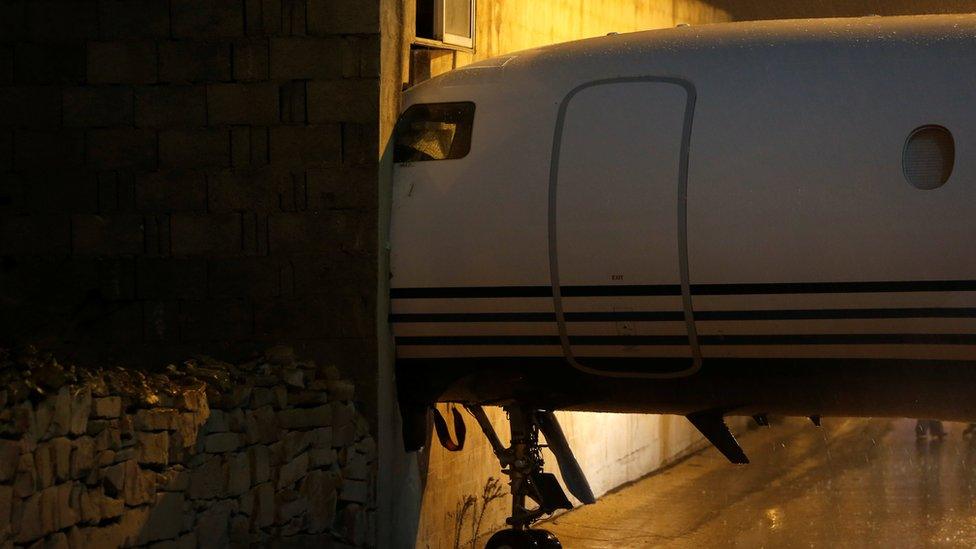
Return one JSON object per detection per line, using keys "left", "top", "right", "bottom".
{"left": 394, "top": 102, "right": 475, "bottom": 162}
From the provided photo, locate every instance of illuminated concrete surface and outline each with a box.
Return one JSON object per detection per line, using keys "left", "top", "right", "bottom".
{"left": 542, "top": 417, "right": 976, "bottom": 548}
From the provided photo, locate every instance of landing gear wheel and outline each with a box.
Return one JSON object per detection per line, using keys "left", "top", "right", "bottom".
{"left": 526, "top": 529, "right": 562, "bottom": 548}
{"left": 485, "top": 529, "right": 562, "bottom": 549}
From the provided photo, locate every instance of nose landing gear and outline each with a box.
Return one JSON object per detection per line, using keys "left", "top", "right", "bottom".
{"left": 485, "top": 528, "right": 562, "bottom": 549}
{"left": 466, "top": 405, "right": 595, "bottom": 549}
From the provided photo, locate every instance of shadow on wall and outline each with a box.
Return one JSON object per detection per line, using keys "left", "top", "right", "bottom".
{"left": 0, "top": 345, "right": 376, "bottom": 548}
{"left": 446, "top": 477, "right": 507, "bottom": 549}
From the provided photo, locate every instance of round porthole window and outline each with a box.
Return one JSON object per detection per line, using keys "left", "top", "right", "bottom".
{"left": 902, "top": 125, "right": 954, "bottom": 190}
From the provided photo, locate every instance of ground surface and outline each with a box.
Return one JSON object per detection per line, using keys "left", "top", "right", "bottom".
{"left": 540, "top": 417, "right": 976, "bottom": 548}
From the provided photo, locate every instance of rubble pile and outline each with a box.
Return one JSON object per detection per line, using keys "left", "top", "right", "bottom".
{"left": 0, "top": 346, "right": 375, "bottom": 548}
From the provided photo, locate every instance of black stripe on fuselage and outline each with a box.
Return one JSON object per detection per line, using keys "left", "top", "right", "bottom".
{"left": 389, "top": 284, "right": 679, "bottom": 298}
{"left": 389, "top": 279, "right": 976, "bottom": 299}
{"left": 395, "top": 334, "right": 976, "bottom": 346}
{"left": 390, "top": 308, "right": 976, "bottom": 323}
{"left": 391, "top": 311, "right": 679, "bottom": 322}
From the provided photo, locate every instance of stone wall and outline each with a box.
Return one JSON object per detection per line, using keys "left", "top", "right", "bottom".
{"left": 0, "top": 346, "right": 376, "bottom": 548}
{"left": 0, "top": 0, "right": 382, "bottom": 416}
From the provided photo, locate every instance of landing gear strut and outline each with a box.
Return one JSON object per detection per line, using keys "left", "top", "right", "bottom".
{"left": 466, "top": 405, "right": 595, "bottom": 549}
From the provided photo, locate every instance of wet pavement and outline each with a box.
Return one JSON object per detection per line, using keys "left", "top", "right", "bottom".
{"left": 542, "top": 418, "right": 976, "bottom": 548}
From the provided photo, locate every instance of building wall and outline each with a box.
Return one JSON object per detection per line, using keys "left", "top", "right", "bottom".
{"left": 403, "top": 0, "right": 729, "bottom": 85}
{"left": 468, "top": 0, "right": 729, "bottom": 61}
{"left": 0, "top": 0, "right": 382, "bottom": 417}
{"left": 378, "top": 0, "right": 424, "bottom": 547}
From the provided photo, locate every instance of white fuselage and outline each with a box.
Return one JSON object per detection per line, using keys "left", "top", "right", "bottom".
{"left": 389, "top": 15, "right": 976, "bottom": 417}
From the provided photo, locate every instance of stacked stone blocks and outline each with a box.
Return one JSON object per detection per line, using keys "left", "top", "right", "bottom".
{"left": 0, "top": 346, "right": 376, "bottom": 547}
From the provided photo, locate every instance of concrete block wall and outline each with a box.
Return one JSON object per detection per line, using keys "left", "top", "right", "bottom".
{"left": 0, "top": 0, "right": 382, "bottom": 411}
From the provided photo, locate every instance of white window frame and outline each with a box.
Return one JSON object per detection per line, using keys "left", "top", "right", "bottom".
{"left": 434, "top": 0, "right": 474, "bottom": 49}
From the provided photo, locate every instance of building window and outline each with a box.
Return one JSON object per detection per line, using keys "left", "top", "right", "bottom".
{"left": 394, "top": 102, "right": 476, "bottom": 163}
{"left": 415, "top": 0, "right": 475, "bottom": 49}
